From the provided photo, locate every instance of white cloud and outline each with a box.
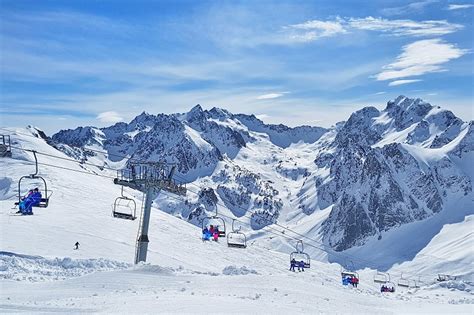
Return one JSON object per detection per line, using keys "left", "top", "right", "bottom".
{"left": 286, "top": 20, "right": 346, "bottom": 42}
{"left": 374, "top": 91, "right": 387, "bottom": 95}
{"left": 388, "top": 79, "right": 422, "bottom": 86}
{"left": 347, "top": 17, "right": 462, "bottom": 37}
{"left": 256, "top": 114, "right": 270, "bottom": 120}
{"left": 283, "top": 16, "right": 462, "bottom": 44}
{"left": 256, "top": 92, "right": 287, "bottom": 100}
{"left": 447, "top": 4, "right": 474, "bottom": 10}
{"left": 375, "top": 38, "right": 467, "bottom": 81}
{"left": 96, "top": 111, "right": 124, "bottom": 123}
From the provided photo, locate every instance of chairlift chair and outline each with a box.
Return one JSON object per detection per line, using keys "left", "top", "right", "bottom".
{"left": 374, "top": 271, "right": 390, "bottom": 284}
{"left": 410, "top": 278, "right": 420, "bottom": 289}
{"left": 341, "top": 260, "right": 359, "bottom": 279}
{"left": 15, "top": 150, "right": 50, "bottom": 208}
{"left": 397, "top": 273, "right": 410, "bottom": 288}
{"left": 227, "top": 219, "right": 247, "bottom": 248}
{"left": 0, "top": 135, "right": 12, "bottom": 158}
{"left": 341, "top": 270, "right": 359, "bottom": 279}
{"left": 437, "top": 274, "right": 456, "bottom": 282}
{"left": 290, "top": 240, "right": 310, "bottom": 268}
{"left": 112, "top": 186, "right": 137, "bottom": 220}
{"left": 381, "top": 281, "right": 396, "bottom": 293}
{"left": 202, "top": 208, "right": 226, "bottom": 237}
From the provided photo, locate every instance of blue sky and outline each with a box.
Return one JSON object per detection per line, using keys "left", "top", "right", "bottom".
{"left": 1, "top": 0, "right": 473, "bottom": 133}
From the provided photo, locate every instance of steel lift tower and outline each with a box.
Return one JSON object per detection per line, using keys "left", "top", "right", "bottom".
{"left": 114, "top": 162, "right": 186, "bottom": 264}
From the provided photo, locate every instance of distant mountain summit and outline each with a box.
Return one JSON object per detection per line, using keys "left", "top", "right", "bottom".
{"left": 50, "top": 97, "right": 473, "bottom": 251}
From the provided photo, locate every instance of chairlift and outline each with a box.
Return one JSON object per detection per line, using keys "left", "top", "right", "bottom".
{"left": 290, "top": 240, "right": 310, "bottom": 268}
{"left": 411, "top": 277, "right": 420, "bottom": 289}
{"left": 202, "top": 208, "right": 226, "bottom": 237}
{"left": 15, "top": 150, "right": 50, "bottom": 208}
{"left": 0, "top": 135, "right": 12, "bottom": 158}
{"left": 397, "top": 273, "right": 410, "bottom": 288}
{"left": 227, "top": 219, "right": 247, "bottom": 248}
{"left": 112, "top": 186, "right": 137, "bottom": 220}
{"left": 437, "top": 274, "right": 456, "bottom": 282}
{"left": 374, "top": 271, "right": 390, "bottom": 284}
{"left": 380, "top": 281, "right": 396, "bottom": 293}
{"left": 341, "top": 260, "right": 359, "bottom": 279}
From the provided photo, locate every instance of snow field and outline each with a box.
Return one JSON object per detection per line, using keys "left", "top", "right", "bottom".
{"left": 0, "top": 127, "right": 473, "bottom": 313}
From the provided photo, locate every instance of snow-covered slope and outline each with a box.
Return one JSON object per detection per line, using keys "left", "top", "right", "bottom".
{"left": 0, "top": 128, "right": 473, "bottom": 313}
{"left": 8, "top": 96, "right": 474, "bottom": 258}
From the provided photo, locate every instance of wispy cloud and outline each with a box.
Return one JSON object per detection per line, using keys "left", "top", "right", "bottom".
{"left": 285, "top": 20, "right": 346, "bottom": 43}
{"left": 388, "top": 79, "right": 422, "bottom": 86}
{"left": 381, "top": 0, "right": 438, "bottom": 16}
{"left": 256, "top": 114, "right": 270, "bottom": 120}
{"left": 375, "top": 39, "right": 468, "bottom": 82}
{"left": 347, "top": 17, "right": 462, "bottom": 37}
{"left": 447, "top": 4, "right": 474, "bottom": 10}
{"left": 283, "top": 16, "right": 462, "bottom": 44}
{"left": 97, "top": 111, "right": 124, "bottom": 123}
{"left": 256, "top": 92, "right": 288, "bottom": 100}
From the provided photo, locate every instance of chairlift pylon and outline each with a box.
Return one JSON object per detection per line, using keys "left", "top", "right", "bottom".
{"left": 202, "top": 207, "right": 226, "bottom": 238}
{"left": 15, "top": 150, "right": 50, "bottom": 208}
{"left": 290, "top": 240, "right": 310, "bottom": 268}
{"left": 112, "top": 186, "right": 137, "bottom": 220}
{"left": 227, "top": 219, "right": 247, "bottom": 248}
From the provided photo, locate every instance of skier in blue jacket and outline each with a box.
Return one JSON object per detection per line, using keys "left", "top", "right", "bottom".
{"left": 18, "top": 188, "right": 42, "bottom": 215}
{"left": 298, "top": 260, "right": 305, "bottom": 272}
{"left": 290, "top": 258, "right": 297, "bottom": 272}
{"left": 202, "top": 227, "right": 212, "bottom": 241}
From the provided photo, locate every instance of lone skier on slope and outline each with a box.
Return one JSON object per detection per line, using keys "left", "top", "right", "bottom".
{"left": 74, "top": 242, "right": 80, "bottom": 250}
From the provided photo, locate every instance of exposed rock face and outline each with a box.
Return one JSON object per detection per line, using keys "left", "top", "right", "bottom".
{"left": 51, "top": 96, "right": 472, "bottom": 249}
{"left": 235, "top": 114, "right": 327, "bottom": 148}
{"left": 52, "top": 106, "right": 326, "bottom": 180}
{"left": 310, "top": 96, "right": 473, "bottom": 250}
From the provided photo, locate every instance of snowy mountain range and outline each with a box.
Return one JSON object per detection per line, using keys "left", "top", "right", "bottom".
{"left": 1, "top": 95, "right": 473, "bottom": 312}
{"left": 40, "top": 96, "right": 473, "bottom": 254}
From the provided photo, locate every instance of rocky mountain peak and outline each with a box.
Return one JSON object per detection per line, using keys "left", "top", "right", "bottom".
{"left": 129, "top": 111, "right": 157, "bottom": 127}
{"left": 186, "top": 104, "right": 205, "bottom": 121}
{"left": 208, "top": 107, "right": 232, "bottom": 120}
